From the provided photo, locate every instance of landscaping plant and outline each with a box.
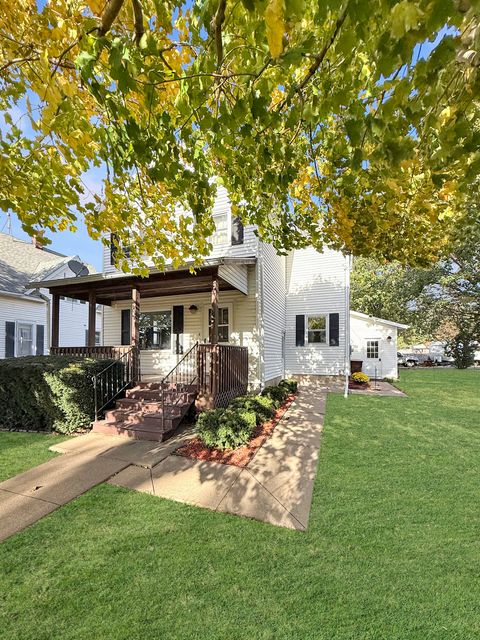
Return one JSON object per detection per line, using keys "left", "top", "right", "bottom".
{"left": 352, "top": 372, "right": 370, "bottom": 385}
{"left": 0, "top": 356, "right": 122, "bottom": 433}
{"left": 196, "top": 407, "right": 256, "bottom": 451}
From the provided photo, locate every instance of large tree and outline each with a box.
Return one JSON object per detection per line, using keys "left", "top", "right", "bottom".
{"left": 0, "top": 0, "right": 479, "bottom": 272}
{"left": 351, "top": 209, "right": 480, "bottom": 347}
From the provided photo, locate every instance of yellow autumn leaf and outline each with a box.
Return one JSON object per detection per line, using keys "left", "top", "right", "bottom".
{"left": 264, "top": 0, "right": 285, "bottom": 59}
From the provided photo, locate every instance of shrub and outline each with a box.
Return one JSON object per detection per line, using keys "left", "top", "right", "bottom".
{"left": 0, "top": 356, "right": 121, "bottom": 433}
{"left": 196, "top": 407, "right": 256, "bottom": 450}
{"left": 230, "top": 394, "right": 275, "bottom": 425}
{"left": 352, "top": 372, "right": 370, "bottom": 385}
{"left": 279, "top": 378, "right": 298, "bottom": 394}
{"left": 261, "top": 384, "right": 289, "bottom": 407}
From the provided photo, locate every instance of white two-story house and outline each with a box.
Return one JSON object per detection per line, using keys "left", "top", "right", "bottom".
{"left": 37, "top": 187, "right": 351, "bottom": 408}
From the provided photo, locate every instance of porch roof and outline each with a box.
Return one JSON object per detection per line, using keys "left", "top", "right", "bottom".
{"left": 29, "top": 257, "right": 256, "bottom": 306}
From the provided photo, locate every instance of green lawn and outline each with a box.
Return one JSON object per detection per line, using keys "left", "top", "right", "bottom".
{"left": 0, "top": 369, "right": 479, "bottom": 639}
{"left": 0, "top": 432, "right": 69, "bottom": 481}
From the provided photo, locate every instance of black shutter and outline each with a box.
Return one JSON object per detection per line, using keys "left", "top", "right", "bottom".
{"left": 5, "top": 321, "right": 15, "bottom": 357}
{"left": 173, "top": 306, "right": 184, "bottom": 334}
{"left": 295, "top": 315, "right": 305, "bottom": 347}
{"left": 36, "top": 324, "right": 44, "bottom": 355}
{"left": 329, "top": 313, "right": 340, "bottom": 346}
{"left": 121, "top": 309, "right": 131, "bottom": 345}
{"left": 110, "top": 233, "right": 117, "bottom": 265}
{"left": 231, "top": 216, "right": 244, "bottom": 246}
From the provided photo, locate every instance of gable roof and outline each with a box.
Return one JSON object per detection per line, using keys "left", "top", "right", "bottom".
{"left": 350, "top": 310, "right": 409, "bottom": 330}
{"left": 0, "top": 232, "right": 93, "bottom": 298}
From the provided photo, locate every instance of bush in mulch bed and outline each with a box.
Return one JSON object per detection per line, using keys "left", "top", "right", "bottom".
{"left": 175, "top": 380, "right": 297, "bottom": 468}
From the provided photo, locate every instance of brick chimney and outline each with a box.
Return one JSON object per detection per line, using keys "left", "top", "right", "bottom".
{"left": 32, "top": 232, "right": 45, "bottom": 250}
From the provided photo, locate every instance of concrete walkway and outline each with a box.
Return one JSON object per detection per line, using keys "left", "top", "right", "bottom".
{"left": 0, "top": 428, "right": 195, "bottom": 542}
{"left": 109, "top": 388, "right": 327, "bottom": 531}
{"left": 0, "top": 389, "right": 327, "bottom": 540}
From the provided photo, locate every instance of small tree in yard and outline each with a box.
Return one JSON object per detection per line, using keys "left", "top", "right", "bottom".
{"left": 445, "top": 313, "right": 480, "bottom": 369}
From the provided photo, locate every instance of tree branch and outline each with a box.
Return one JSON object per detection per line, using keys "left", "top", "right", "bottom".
{"left": 132, "top": 0, "right": 145, "bottom": 46}
{"left": 278, "top": 3, "right": 349, "bottom": 111}
{"left": 210, "top": 0, "right": 227, "bottom": 69}
{"left": 99, "top": 0, "right": 125, "bottom": 36}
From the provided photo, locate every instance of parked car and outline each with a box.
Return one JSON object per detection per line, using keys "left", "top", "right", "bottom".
{"left": 397, "top": 352, "right": 419, "bottom": 367}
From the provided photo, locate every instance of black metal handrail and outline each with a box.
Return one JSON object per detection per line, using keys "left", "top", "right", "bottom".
{"left": 160, "top": 342, "right": 199, "bottom": 432}
{"left": 92, "top": 346, "right": 139, "bottom": 420}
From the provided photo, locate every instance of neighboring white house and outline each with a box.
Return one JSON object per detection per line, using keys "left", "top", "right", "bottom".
{"left": 0, "top": 232, "right": 102, "bottom": 358}
{"left": 350, "top": 310, "right": 409, "bottom": 379}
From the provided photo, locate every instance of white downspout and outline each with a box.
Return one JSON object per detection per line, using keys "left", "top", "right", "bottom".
{"left": 344, "top": 254, "right": 352, "bottom": 399}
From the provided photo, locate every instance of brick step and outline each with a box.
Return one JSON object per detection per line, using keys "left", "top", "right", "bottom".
{"left": 116, "top": 394, "right": 195, "bottom": 410}
{"left": 92, "top": 418, "right": 181, "bottom": 441}
{"left": 104, "top": 406, "right": 188, "bottom": 427}
{"left": 135, "top": 382, "right": 198, "bottom": 392}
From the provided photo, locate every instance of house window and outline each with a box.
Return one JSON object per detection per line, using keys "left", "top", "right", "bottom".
{"left": 139, "top": 311, "right": 171, "bottom": 350}
{"left": 16, "top": 322, "right": 34, "bottom": 356}
{"left": 307, "top": 315, "right": 327, "bottom": 344}
{"left": 208, "top": 307, "right": 230, "bottom": 342}
{"left": 366, "top": 340, "right": 379, "bottom": 359}
{"left": 211, "top": 212, "right": 229, "bottom": 247}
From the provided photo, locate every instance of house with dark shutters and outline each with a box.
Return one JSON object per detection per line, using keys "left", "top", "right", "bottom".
{"left": 34, "top": 185, "right": 351, "bottom": 439}
{"left": 0, "top": 232, "right": 101, "bottom": 358}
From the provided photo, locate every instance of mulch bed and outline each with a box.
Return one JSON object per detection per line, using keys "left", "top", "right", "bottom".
{"left": 348, "top": 381, "right": 371, "bottom": 390}
{"left": 174, "top": 393, "right": 296, "bottom": 468}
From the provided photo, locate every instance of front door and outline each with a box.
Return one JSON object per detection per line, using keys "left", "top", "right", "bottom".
{"left": 363, "top": 339, "right": 382, "bottom": 379}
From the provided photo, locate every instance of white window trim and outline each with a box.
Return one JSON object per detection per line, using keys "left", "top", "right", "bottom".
{"left": 366, "top": 339, "right": 380, "bottom": 360}
{"left": 204, "top": 303, "right": 233, "bottom": 344}
{"left": 15, "top": 320, "right": 37, "bottom": 357}
{"left": 138, "top": 307, "right": 173, "bottom": 353}
{"left": 211, "top": 210, "right": 231, "bottom": 248}
{"left": 306, "top": 313, "right": 329, "bottom": 346}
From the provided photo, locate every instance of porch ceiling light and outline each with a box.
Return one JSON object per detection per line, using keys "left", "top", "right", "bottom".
{"left": 189, "top": 304, "right": 198, "bottom": 314}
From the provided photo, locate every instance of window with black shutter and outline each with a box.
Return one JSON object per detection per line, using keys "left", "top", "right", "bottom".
{"left": 36, "top": 324, "right": 45, "bottom": 355}
{"left": 5, "top": 321, "right": 15, "bottom": 357}
{"left": 173, "top": 305, "right": 184, "bottom": 354}
{"left": 295, "top": 315, "right": 305, "bottom": 347}
{"left": 231, "top": 216, "right": 244, "bottom": 246}
{"left": 110, "top": 234, "right": 131, "bottom": 265}
{"left": 329, "top": 313, "right": 340, "bottom": 346}
{"left": 121, "top": 309, "right": 131, "bottom": 345}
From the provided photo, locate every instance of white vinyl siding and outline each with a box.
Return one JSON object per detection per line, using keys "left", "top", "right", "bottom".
{"left": 0, "top": 295, "right": 46, "bottom": 358}
{"left": 260, "top": 242, "right": 286, "bottom": 385}
{"left": 350, "top": 313, "right": 399, "bottom": 379}
{"left": 103, "top": 265, "right": 260, "bottom": 388}
{"left": 285, "top": 247, "right": 348, "bottom": 377}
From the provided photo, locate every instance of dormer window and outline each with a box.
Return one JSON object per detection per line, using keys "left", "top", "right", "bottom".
{"left": 211, "top": 212, "right": 229, "bottom": 247}
{"left": 211, "top": 212, "right": 244, "bottom": 247}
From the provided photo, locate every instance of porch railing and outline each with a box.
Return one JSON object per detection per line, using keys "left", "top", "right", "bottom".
{"left": 92, "top": 346, "right": 139, "bottom": 420}
{"left": 160, "top": 341, "right": 199, "bottom": 432}
{"left": 198, "top": 343, "right": 249, "bottom": 407}
{"left": 50, "top": 346, "right": 133, "bottom": 360}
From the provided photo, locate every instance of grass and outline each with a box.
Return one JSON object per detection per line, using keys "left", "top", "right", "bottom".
{"left": 0, "top": 432, "right": 69, "bottom": 481}
{"left": 0, "top": 369, "right": 479, "bottom": 639}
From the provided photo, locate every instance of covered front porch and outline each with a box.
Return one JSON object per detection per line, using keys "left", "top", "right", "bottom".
{"left": 34, "top": 259, "right": 256, "bottom": 412}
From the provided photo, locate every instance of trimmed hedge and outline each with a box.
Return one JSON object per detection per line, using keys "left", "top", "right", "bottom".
{"left": 196, "top": 407, "right": 256, "bottom": 450}
{"left": 0, "top": 356, "right": 121, "bottom": 434}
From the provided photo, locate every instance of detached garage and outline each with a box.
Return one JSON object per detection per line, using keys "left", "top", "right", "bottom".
{"left": 350, "top": 311, "right": 409, "bottom": 380}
